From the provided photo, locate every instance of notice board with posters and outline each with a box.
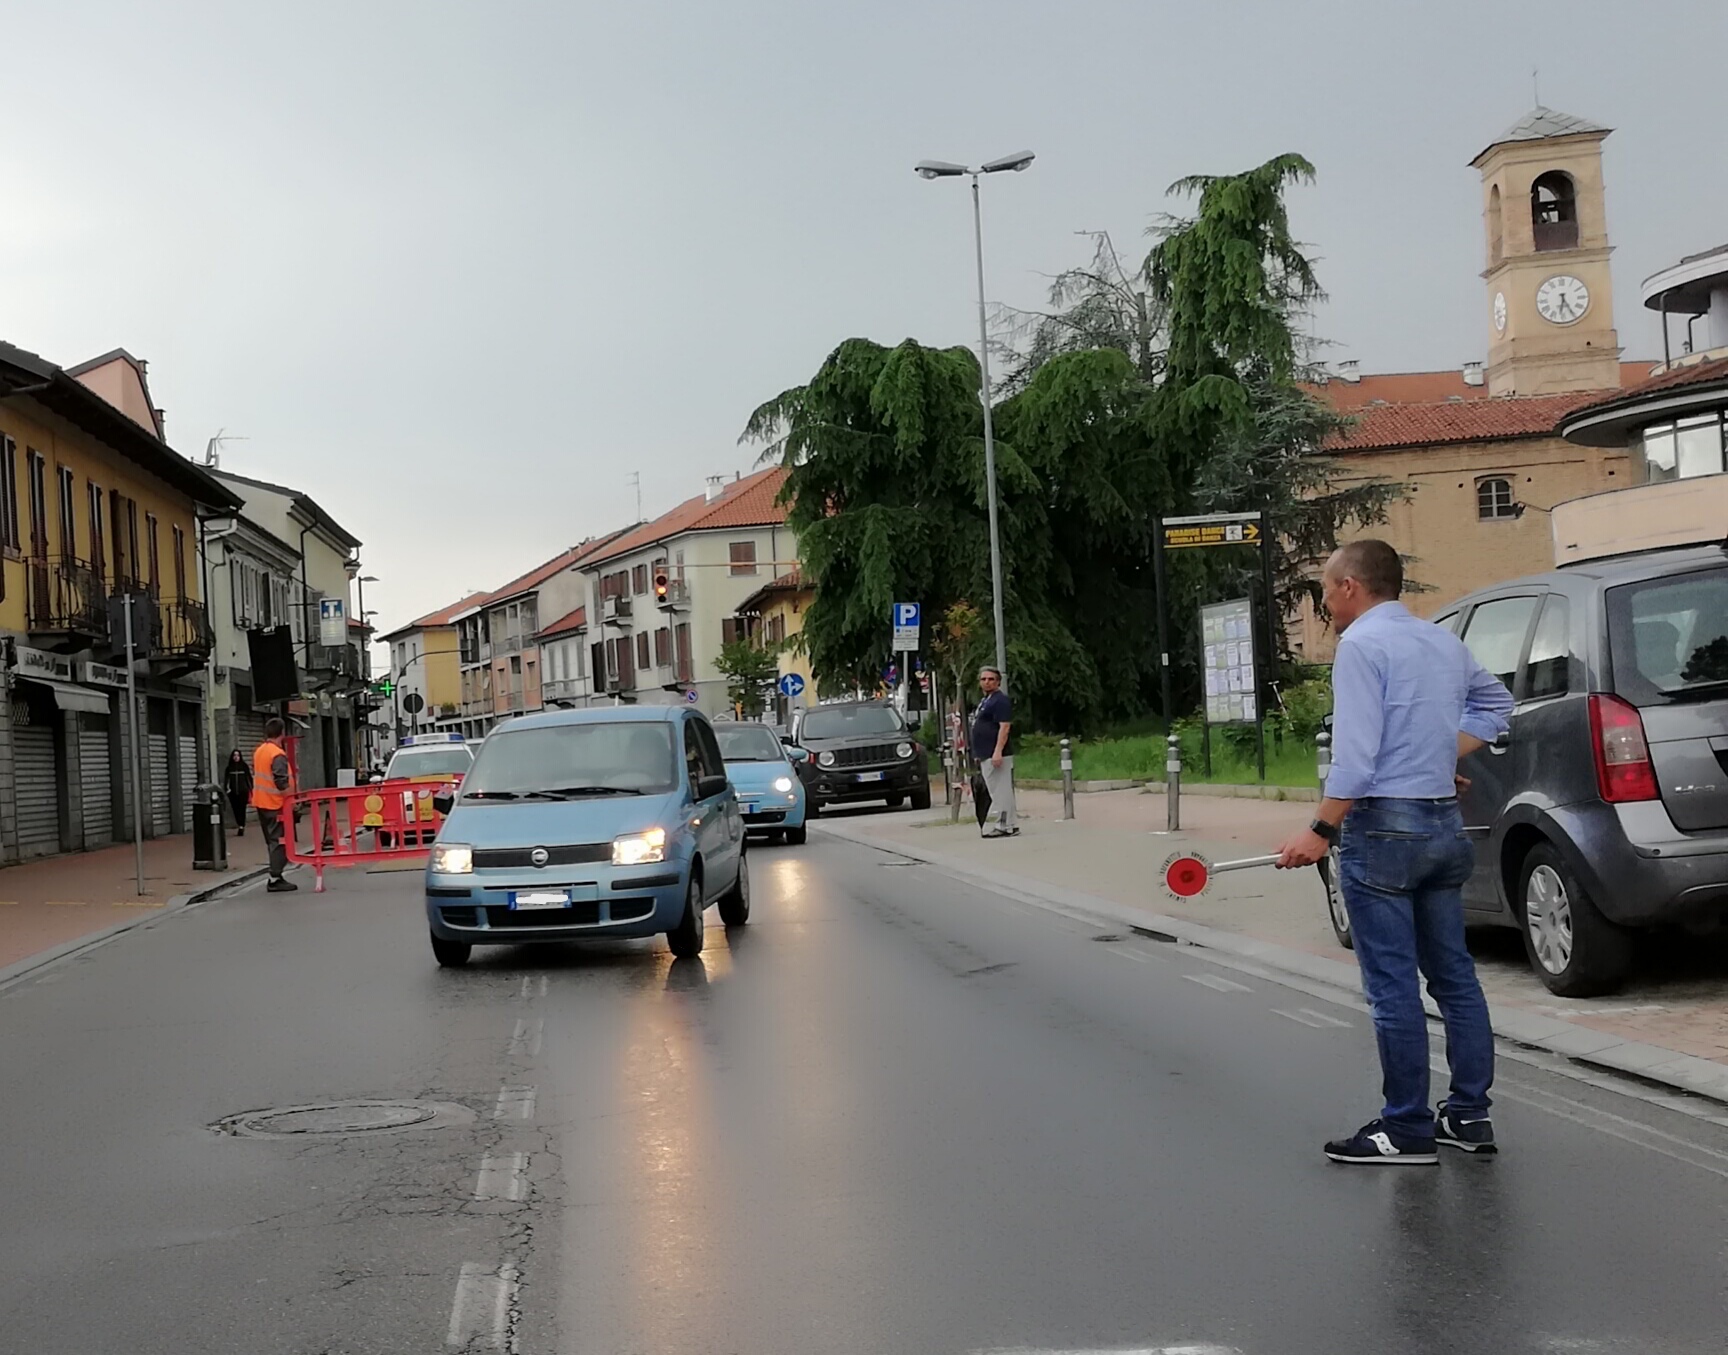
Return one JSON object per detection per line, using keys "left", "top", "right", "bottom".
{"left": 1200, "top": 597, "right": 1257, "bottom": 726}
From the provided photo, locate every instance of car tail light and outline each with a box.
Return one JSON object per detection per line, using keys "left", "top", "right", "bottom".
{"left": 1588, "top": 693, "right": 1659, "bottom": 803}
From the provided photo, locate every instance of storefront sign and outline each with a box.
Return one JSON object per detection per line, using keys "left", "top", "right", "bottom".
{"left": 318, "top": 597, "right": 347, "bottom": 648}
{"left": 13, "top": 645, "right": 73, "bottom": 682}
{"left": 82, "top": 661, "right": 130, "bottom": 688}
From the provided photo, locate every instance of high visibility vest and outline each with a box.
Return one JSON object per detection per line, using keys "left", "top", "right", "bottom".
{"left": 250, "top": 740, "right": 293, "bottom": 811}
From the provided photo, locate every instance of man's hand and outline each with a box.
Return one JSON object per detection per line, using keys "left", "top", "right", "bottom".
{"left": 991, "top": 752, "right": 1004, "bottom": 769}
{"left": 1276, "top": 827, "right": 1329, "bottom": 869}
{"left": 1455, "top": 772, "right": 1472, "bottom": 795}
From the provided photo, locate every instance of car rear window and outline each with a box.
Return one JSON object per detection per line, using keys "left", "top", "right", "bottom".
{"left": 387, "top": 747, "right": 474, "bottom": 777}
{"left": 1606, "top": 565, "right": 1728, "bottom": 705}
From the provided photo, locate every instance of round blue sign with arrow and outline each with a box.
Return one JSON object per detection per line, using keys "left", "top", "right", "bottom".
{"left": 777, "top": 672, "right": 805, "bottom": 698}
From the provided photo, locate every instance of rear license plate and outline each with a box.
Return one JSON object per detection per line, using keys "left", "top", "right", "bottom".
{"left": 856, "top": 771, "right": 885, "bottom": 783}
{"left": 509, "top": 890, "right": 570, "bottom": 910}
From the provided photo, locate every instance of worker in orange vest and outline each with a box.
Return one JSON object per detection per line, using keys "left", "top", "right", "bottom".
{"left": 250, "top": 717, "right": 298, "bottom": 893}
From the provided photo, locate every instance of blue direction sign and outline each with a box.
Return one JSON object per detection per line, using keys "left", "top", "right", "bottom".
{"left": 892, "top": 602, "right": 921, "bottom": 652}
{"left": 777, "top": 672, "right": 805, "bottom": 698}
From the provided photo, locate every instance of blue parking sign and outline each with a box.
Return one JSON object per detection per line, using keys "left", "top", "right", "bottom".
{"left": 892, "top": 602, "right": 921, "bottom": 652}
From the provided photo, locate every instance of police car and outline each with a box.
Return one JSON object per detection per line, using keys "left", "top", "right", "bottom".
{"left": 381, "top": 733, "right": 474, "bottom": 847}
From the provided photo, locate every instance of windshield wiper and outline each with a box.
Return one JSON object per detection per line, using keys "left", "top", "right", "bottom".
{"left": 461, "top": 790, "right": 522, "bottom": 800}
{"left": 531, "top": 785, "right": 644, "bottom": 799}
{"left": 1662, "top": 679, "right": 1728, "bottom": 702}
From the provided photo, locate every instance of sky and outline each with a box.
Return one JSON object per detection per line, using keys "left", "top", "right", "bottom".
{"left": 5, "top": 0, "right": 1726, "bottom": 645}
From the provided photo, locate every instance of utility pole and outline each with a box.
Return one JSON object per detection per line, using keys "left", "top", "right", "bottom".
{"left": 123, "top": 594, "right": 146, "bottom": 896}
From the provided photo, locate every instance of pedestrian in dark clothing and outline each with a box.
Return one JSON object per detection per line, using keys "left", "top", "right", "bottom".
{"left": 1275, "top": 540, "right": 1512, "bottom": 1165}
{"left": 222, "top": 750, "right": 252, "bottom": 836}
{"left": 971, "top": 667, "right": 1017, "bottom": 837}
{"left": 250, "top": 717, "right": 298, "bottom": 893}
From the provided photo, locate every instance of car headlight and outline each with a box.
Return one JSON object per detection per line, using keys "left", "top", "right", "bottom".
{"left": 430, "top": 843, "right": 473, "bottom": 875}
{"left": 896, "top": 741, "right": 914, "bottom": 759}
{"left": 612, "top": 828, "right": 667, "bottom": 866}
{"left": 772, "top": 776, "right": 794, "bottom": 793}
{"left": 817, "top": 750, "right": 835, "bottom": 768}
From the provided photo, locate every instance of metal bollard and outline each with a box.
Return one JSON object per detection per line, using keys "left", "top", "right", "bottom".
{"left": 947, "top": 744, "right": 962, "bottom": 823}
{"left": 1315, "top": 729, "right": 1332, "bottom": 793}
{"left": 1060, "top": 738, "right": 1075, "bottom": 820}
{"left": 1166, "top": 732, "right": 1182, "bottom": 833}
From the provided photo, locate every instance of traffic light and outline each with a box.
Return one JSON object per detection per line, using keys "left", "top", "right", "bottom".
{"left": 653, "top": 571, "right": 670, "bottom": 603}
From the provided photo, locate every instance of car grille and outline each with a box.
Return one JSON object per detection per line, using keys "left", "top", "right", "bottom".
{"left": 472, "top": 843, "right": 610, "bottom": 869}
{"left": 439, "top": 906, "right": 479, "bottom": 927}
{"left": 828, "top": 743, "right": 901, "bottom": 768}
{"left": 743, "top": 810, "right": 787, "bottom": 824}
{"left": 485, "top": 900, "right": 603, "bottom": 927}
{"left": 610, "top": 898, "right": 654, "bottom": 922}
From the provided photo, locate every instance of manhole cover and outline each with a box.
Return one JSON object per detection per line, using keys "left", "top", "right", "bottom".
{"left": 213, "top": 1099, "right": 474, "bottom": 1138}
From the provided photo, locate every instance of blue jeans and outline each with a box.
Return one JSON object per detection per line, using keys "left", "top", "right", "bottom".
{"left": 1340, "top": 798, "right": 1494, "bottom": 1137}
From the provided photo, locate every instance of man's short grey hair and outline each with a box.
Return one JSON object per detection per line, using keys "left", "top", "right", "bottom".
{"left": 978, "top": 666, "right": 1002, "bottom": 680}
{"left": 1332, "top": 539, "right": 1403, "bottom": 600}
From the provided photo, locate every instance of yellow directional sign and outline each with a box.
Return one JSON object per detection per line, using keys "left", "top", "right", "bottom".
{"left": 1163, "top": 520, "right": 1262, "bottom": 550}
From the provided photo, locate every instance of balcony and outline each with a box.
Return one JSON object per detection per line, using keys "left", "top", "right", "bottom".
{"left": 307, "top": 640, "right": 360, "bottom": 676}
{"left": 656, "top": 579, "right": 690, "bottom": 612}
{"left": 541, "top": 677, "right": 585, "bottom": 704}
{"left": 25, "top": 555, "right": 108, "bottom": 649}
{"left": 156, "top": 598, "right": 212, "bottom": 663}
{"left": 602, "top": 596, "right": 632, "bottom": 626}
{"left": 501, "top": 634, "right": 522, "bottom": 654}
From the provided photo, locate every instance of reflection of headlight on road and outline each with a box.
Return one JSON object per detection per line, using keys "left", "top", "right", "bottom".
{"left": 430, "top": 843, "right": 473, "bottom": 874}
{"left": 772, "top": 776, "right": 794, "bottom": 793}
{"left": 612, "top": 828, "right": 667, "bottom": 866}
{"left": 817, "top": 751, "right": 835, "bottom": 768}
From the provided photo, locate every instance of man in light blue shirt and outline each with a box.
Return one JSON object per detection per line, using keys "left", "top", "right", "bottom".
{"left": 1276, "top": 540, "right": 1512, "bottom": 1165}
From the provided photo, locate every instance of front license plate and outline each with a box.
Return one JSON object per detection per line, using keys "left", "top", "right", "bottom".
{"left": 855, "top": 771, "right": 885, "bottom": 783}
{"left": 740, "top": 800, "right": 760, "bottom": 813}
{"left": 509, "top": 890, "right": 570, "bottom": 910}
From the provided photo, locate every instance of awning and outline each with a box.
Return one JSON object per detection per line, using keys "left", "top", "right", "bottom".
{"left": 18, "top": 676, "right": 114, "bottom": 715}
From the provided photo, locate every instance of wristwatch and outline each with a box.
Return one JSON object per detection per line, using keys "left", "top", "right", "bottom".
{"left": 1309, "top": 818, "right": 1339, "bottom": 844}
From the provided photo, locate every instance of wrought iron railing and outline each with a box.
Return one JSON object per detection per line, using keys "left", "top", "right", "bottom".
{"left": 25, "top": 555, "right": 108, "bottom": 641}
{"left": 157, "top": 597, "right": 212, "bottom": 659}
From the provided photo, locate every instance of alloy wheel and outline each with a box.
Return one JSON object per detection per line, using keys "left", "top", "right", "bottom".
{"left": 1525, "top": 864, "right": 1574, "bottom": 975}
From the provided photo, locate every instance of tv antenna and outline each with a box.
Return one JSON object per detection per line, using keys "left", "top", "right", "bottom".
{"left": 628, "top": 471, "right": 643, "bottom": 522}
{"left": 204, "top": 428, "right": 247, "bottom": 468}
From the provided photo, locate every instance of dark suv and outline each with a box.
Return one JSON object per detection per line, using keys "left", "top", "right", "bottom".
{"left": 789, "top": 700, "right": 931, "bottom": 814}
{"left": 1355, "top": 543, "right": 1728, "bottom": 997}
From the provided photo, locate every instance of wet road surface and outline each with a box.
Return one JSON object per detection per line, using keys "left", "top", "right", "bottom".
{"left": 2, "top": 831, "right": 1726, "bottom": 1354}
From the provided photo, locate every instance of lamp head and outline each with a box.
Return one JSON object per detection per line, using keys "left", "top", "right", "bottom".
{"left": 981, "top": 150, "right": 1035, "bottom": 174}
{"left": 914, "top": 160, "right": 968, "bottom": 180}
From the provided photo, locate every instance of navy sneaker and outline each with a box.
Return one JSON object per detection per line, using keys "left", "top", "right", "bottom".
{"left": 1324, "top": 1118, "right": 1438, "bottom": 1165}
{"left": 1435, "top": 1102, "right": 1497, "bottom": 1155}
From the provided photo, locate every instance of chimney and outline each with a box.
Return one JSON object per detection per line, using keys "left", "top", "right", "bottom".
{"left": 1337, "top": 360, "right": 1361, "bottom": 384}
{"left": 705, "top": 475, "right": 724, "bottom": 502}
{"left": 1462, "top": 361, "right": 1485, "bottom": 387}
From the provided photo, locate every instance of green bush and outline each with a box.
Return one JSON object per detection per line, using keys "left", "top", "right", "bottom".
{"left": 1278, "top": 676, "right": 1333, "bottom": 742}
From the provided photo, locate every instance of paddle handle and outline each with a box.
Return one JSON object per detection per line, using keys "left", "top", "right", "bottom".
{"left": 1210, "top": 854, "right": 1282, "bottom": 874}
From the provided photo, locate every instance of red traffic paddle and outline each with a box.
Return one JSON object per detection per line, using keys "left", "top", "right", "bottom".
{"left": 1160, "top": 851, "right": 1282, "bottom": 899}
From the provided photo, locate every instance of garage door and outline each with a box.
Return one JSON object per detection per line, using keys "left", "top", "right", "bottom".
{"left": 14, "top": 723, "right": 62, "bottom": 859}
{"left": 233, "top": 707, "right": 268, "bottom": 764}
{"left": 178, "top": 705, "right": 200, "bottom": 833}
{"left": 80, "top": 715, "right": 114, "bottom": 848}
{"left": 148, "top": 733, "right": 171, "bottom": 836}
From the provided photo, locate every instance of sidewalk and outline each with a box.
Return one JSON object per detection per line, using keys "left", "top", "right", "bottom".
{"left": 0, "top": 826, "right": 273, "bottom": 972}
{"left": 817, "top": 786, "right": 1728, "bottom": 1099}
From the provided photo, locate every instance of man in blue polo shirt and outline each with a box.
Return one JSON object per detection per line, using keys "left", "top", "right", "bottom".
{"left": 971, "top": 666, "right": 1017, "bottom": 838}
{"left": 1276, "top": 539, "right": 1512, "bottom": 1165}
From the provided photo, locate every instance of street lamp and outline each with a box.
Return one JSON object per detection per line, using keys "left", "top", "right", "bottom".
{"left": 915, "top": 149, "right": 1034, "bottom": 686}
{"left": 354, "top": 573, "right": 379, "bottom": 767}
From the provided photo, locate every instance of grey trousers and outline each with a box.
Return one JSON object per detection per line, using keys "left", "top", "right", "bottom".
{"left": 980, "top": 756, "right": 1016, "bottom": 831}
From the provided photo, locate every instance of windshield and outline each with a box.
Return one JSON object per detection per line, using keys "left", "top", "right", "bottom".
{"left": 462, "top": 721, "right": 678, "bottom": 796}
{"left": 715, "top": 725, "right": 786, "bottom": 762}
{"left": 1607, "top": 566, "right": 1728, "bottom": 704}
{"left": 801, "top": 705, "right": 903, "bottom": 739}
{"left": 386, "top": 747, "right": 473, "bottom": 777}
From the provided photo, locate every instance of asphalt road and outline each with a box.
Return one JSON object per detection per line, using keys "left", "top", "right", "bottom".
{"left": 3, "top": 829, "right": 1727, "bottom": 1355}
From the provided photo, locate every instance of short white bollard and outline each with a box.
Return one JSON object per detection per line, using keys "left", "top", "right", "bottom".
{"left": 1060, "top": 738, "right": 1075, "bottom": 820}
{"left": 1166, "top": 732, "right": 1182, "bottom": 833}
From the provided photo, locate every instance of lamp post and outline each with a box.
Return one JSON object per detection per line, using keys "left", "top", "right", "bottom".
{"left": 354, "top": 573, "right": 378, "bottom": 769}
{"left": 915, "top": 149, "right": 1034, "bottom": 686}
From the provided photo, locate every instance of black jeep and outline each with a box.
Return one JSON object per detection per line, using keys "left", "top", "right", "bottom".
{"left": 789, "top": 700, "right": 931, "bottom": 814}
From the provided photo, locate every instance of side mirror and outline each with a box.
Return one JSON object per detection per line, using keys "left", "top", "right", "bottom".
{"left": 432, "top": 790, "right": 455, "bottom": 816}
{"left": 786, "top": 746, "right": 809, "bottom": 763}
{"left": 696, "top": 773, "right": 730, "bottom": 801}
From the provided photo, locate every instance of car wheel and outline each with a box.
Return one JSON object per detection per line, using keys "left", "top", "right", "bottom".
{"left": 1319, "top": 844, "right": 1352, "bottom": 950}
{"left": 784, "top": 824, "right": 808, "bottom": 845}
{"left": 910, "top": 785, "right": 932, "bottom": 811}
{"left": 668, "top": 872, "right": 706, "bottom": 958}
{"left": 430, "top": 933, "right": 471, "bottom": 968}
{"left": 719, "top": 849, "right": 750, "bottom": 927}
{"left": 1519, "top": 842, "right": 1634, "bottom": 997}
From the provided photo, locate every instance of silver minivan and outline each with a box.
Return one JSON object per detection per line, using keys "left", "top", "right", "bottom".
{"left": 1350, "top": 542, "right": 1728, "bottom": 996}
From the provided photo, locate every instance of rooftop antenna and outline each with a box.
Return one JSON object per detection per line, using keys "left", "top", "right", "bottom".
{"left": 1532, "top": 66, "right": 1540, "bottom": 106}
{"left": 628, "top": 471, "right": 642, "bottom": 523}
{"left": 203, "top": 428, "right": 247, "bottom": 468}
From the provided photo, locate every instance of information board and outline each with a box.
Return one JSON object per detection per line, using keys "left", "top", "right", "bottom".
{"left": 1200, "top": 597, "right": 1257, "bottom": 726}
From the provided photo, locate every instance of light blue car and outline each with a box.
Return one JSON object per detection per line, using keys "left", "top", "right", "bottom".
{"left": 423, "top": 706, "right": 748, "bottom": 968}
{"left": 714, "top": 722, "right": 808, "bottom": 844}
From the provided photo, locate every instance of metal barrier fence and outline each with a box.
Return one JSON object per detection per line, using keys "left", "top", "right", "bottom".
{"left": 282, "top": 776, "right": 462, "bottom": 891}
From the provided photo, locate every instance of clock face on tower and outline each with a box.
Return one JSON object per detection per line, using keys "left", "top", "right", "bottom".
{"left": 1536, "top": 275, "right": 1591, "bottom": 326}
{"left": 1493, "top": 292, "right": 1507, "bottom": 332}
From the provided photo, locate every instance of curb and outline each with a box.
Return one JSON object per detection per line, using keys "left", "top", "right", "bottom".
{"left": 0, "top": 862, "right": 275, "bottom": 993}
{"left": 812, "top": 820, "right": 1728, "bottom": 1108}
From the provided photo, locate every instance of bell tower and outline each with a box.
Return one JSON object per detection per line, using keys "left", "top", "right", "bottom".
{"left": 1473, "top": 107, "right": 1622, "bottom": 395}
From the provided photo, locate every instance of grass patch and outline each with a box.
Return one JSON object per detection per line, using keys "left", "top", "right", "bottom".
{"left": 1014, "top": 723, "right": 1320, "bottom": 789}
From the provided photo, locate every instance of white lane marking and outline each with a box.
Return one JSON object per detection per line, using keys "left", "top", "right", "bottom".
{"left": 517, "top": 975, "right": 549, "bottom": 999}
{"left": 473, "top": 1152, "right": 528, "bottom": 1202}
{"left": 492, "top": 1085, "right": 536, "bottom": 1120}
{"left": 1182, "top": 972, "right": 1252, "bottom": 994}
{"left": 1273, "top": 1007, "right": 1348, "bottom": 1029}
{"left": 508, "top": 1017, "right": 543, "bottom": 1057}
{"left": 1107, "top": 947, "right": 1169, "bottom": 965}
{"left": 974, "top": 1346, "right": 1241, "bottom": 1354}
{"left": 447, "top": 1261, "right": 518, "bottom": 1350}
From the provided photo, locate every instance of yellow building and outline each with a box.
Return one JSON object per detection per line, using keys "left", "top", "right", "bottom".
{"left": 737, "top": 567, "right": 817, "bottom": 723}
{"left": 0, "top": 342, "right": 240, "bottom": 860}
{"left": 378, "top": 594, "right": 478, "bottom": 744}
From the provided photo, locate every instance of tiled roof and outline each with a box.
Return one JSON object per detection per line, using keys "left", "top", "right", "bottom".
{"left": 377, "top": 590, "right": 490, "bottom": 639}
{"left": 537, "top": 605, "right": 587, "bottom": 640}
{"left": 737, "top": 565, "right": 808, "bottom": 613}
{"left": 583, "top": 467, "right": 790, "bottom": 568}
{"left": 1473, "top": 106, "right": 1610, "bottom": 163}
{"left": 1311, "top": 362, "right": 1655, "bottom": 410}
{"left": 479, "top": 526, "right": 636, "bottom": 608}
{"left": 1562, "top": 354, "right": 1728, "bottom": 423}
{"left": 1326, "top": 391, "right": 1610, "bottom": 453}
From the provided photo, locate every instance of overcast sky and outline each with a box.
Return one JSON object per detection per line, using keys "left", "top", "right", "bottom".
{"left": 6, "top": 1, "right": 1726, "bottom": 639}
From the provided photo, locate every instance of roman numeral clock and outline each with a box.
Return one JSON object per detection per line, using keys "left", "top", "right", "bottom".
{"left": 1535, "top": 274, "right": 1591, "bottom": 326}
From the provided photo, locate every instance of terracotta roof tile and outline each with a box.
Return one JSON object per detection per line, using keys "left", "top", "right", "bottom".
{"left": 584, "top": 467, "right": 789, "bottom": 568}
{"left": 736, "top": 565, "right": 807, "bottom": 612}
{"left": 1311, "top": 362, "right": 1655, "bottom": 410}
{"left": 1326, "top": 392, "right": 1608, "bottom": 453}
{"left": 537, "top": 605, "right": 587, "bottom": 640}
{"left": 1562, "top": 354, "right": 1728, "bottom": 423}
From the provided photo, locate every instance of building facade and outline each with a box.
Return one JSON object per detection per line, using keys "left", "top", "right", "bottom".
{"left": 378, "top": 594, "right": 476, "bottom": 749}
{"left": 0, "top": 342, "right": 240, "bottom": 862}
{"left": 735, "top": 567, "right": 817, "bottom": 725}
